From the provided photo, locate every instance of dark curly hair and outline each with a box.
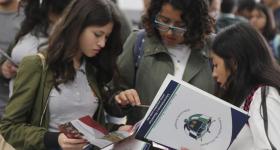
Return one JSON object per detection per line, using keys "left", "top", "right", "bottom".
{"left": 14, "top": 0, "right": 72, "bottom": 43}
{"left": 142, "top": 0, "right": 215, "bottom": 49}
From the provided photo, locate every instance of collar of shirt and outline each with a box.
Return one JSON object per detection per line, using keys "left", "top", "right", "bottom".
{"left": 78, "top": 60, "right": 86, "bottom": 74}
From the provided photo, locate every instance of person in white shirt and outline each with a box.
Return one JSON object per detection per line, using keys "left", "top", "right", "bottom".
{"left": 0, "top": 0, "right": 24, "bottom": 119}
{"left": 0, "top": 0, "right": 73, "bottom": 95}
{"left": 210, "top": 22, "right": 280, "bottom": 149}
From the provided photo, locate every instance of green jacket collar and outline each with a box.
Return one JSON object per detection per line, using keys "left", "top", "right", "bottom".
{"left": 183, "top": 50, "right": 207, "bottom": 82}
{"left": 142, "top": 35, "right": 209, "bottom": 82}
{"left": 143, "top": 35, "right": 168, "bottom": 56}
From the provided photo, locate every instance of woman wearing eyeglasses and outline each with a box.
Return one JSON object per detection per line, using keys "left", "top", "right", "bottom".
{"left": 110, "top": 0, "right": 216, "bottom": 125}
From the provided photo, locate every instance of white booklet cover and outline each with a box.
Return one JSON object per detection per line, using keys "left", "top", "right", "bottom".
{"left": 136, "top": 74, "right": 249, "bottom": 150}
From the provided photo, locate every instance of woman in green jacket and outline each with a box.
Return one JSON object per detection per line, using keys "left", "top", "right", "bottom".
{"left": 113, "top": 0, "right": 216, "bottom": 124}
{"left": 0, "top": 0, "right": 122, "bottom": 149}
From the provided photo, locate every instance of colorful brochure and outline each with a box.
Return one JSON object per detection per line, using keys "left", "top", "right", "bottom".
{"left": 59, "top": 115, "right": 150, "bottom": 149}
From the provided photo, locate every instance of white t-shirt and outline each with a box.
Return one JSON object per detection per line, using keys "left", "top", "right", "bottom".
{"left": 11, "top": 33, "right": 47, "bottom": 64}
{"left": 167, "top": 45, "right": 191, "bottom": 79}
{"left": 229, "top": 87, "right": 280, "bottom": 150}
{"left": 9, "top": 33, "right": 48, "bottom": 96}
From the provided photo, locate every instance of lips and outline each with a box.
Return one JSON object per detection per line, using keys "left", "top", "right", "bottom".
{"left": 93, "top": 49, "right": 101, "bottom": 53}
{"left": 214, "top": 78, "right": 222, "bottom": 87}
{"left": 163, "top": 38, "right": 177, "bottom": 45}
{"left": 165, "top": 36, "right": 176, "bottom": 42}
{"left": 216, "top": 81, "right": 222, "bottom": 87}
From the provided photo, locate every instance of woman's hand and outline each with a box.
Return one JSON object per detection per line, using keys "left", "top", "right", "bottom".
{"left": 118, "top": 125, "right": 133, "bottom": 132}
{"left": 1, "top": 60, "right": 17, "bottom": 79}
{"left": 114, "top": 89, "right": 141, "bottom": 106}
{"left": 58, "top": 133, "right": 88, "bottom": 150}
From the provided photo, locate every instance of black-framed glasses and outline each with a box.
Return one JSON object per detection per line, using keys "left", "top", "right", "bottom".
{"left": 154, "top": 15, "right": 186, "bottom": 36}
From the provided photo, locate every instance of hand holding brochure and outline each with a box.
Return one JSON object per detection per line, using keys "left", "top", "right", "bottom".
{"left": 0, "top": 48, "right": 18, "bottom": 67}
{"left": 59, "top": 115, "right": 150, "bottom": 149}
{"left": 59, "top": 115, "right": 129, "bottom": 148}
{"left": 136, "top": 74, "right": 249, "bottom": 150}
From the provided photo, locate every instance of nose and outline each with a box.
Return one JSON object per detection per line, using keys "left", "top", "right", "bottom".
{"left": 97, "top": 37, "right": 106, "bottom": 48}
{"left": 212, "top": 69, "right": 217, "bottom": 79}
{"left": 166, "top": 28, "right": 174, "bottom": 36}
{"left": 165, "top": 22, "right": 177, "bottom": 36}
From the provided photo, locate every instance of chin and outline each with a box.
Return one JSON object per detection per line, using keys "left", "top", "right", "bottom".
{"left": 164, "top": 41, "right": 177, "bottom": 47}
{"left": 85, "top": 53, "right": 97, "bottom": 57}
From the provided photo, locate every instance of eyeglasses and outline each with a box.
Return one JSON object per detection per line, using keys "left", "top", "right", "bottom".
{"left": 154, "top": 15, "right": 186, "bottom": 36}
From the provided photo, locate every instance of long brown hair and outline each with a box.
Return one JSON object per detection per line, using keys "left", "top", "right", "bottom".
{"left": 46, "top": 0, "right": 122, "bottom": 89}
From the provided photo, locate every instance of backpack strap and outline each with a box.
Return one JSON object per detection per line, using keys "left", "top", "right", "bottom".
{"left": 133, "top": 29, "right": 146, "bottom": 87}
{"left": 36, "top": 53, "right": 46, "bottom": 70}
{"left": 261, "top": 86, "right": 276, "bottom": 150}
{"left": 36, "top": 53, "right": 48, "bottom": 127}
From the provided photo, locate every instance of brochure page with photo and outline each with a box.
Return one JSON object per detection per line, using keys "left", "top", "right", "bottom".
{"left": 59, "top": 115, "right": 150, "bottom": 149}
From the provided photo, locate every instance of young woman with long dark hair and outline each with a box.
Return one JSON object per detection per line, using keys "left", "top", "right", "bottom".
{"left": 0, "top": 0, "right": 123, "bottom": 149}
{"left": 211, "top": 23, "right": 280, "bottom": 149}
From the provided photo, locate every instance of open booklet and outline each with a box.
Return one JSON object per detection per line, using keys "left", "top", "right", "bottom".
{"left": 59, "top": 115, "right": 150, "bottom": 149}
{"left": 135, "top": 74, "right": 250, "bottom": 150}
